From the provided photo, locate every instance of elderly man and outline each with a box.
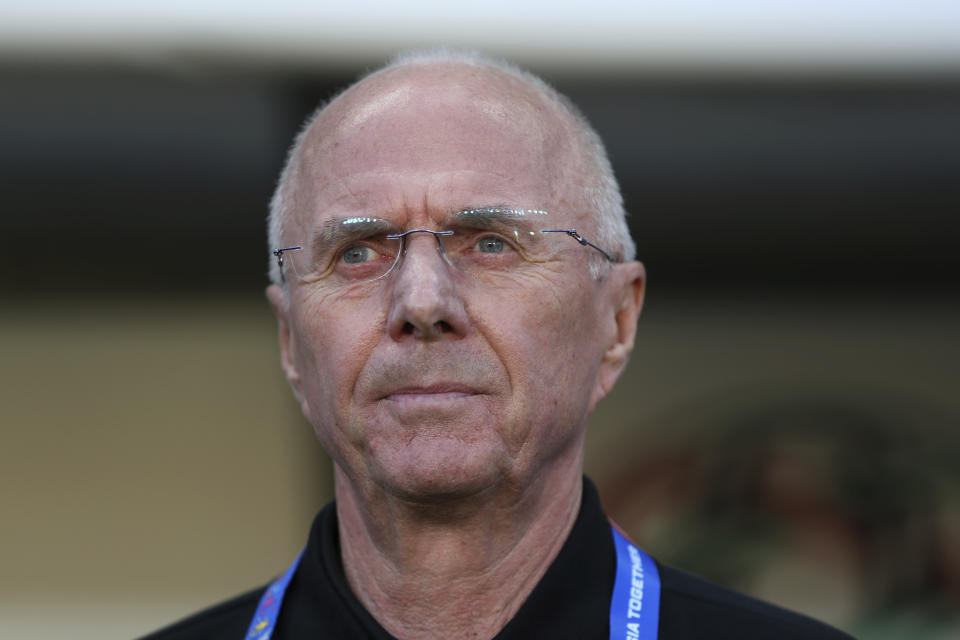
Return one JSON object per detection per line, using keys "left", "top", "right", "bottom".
{"left": 144, "top": 51, "right": 850, "bottom": 639}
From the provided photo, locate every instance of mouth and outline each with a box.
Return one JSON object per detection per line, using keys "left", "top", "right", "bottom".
{"left": 382, "top": 385, "right": 480, "bottom": 403}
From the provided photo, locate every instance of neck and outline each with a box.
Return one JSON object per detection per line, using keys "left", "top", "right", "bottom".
{"left": 335, "top": 461, "right": 583, "bottom": 640}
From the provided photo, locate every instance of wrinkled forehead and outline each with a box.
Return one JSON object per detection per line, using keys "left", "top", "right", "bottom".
{"left": 288, "top": 65, "right": 589, "bottom": 233}
{"left": 320, "top": 64, "right": 562, "bottom": 152}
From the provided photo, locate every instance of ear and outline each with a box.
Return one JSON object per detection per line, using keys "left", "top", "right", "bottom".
{"left": 589, "top": 261, "right": 645, "bottom": 411}
{"left": 266, "top": 284, "right": 306, "bottom": 407}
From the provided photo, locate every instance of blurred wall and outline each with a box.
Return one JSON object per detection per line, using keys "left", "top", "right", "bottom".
{"left": 2, "top": 12, "right": 959, "bottom": 638}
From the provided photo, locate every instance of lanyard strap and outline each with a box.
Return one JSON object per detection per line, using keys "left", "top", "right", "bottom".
{"left": 244, "top": 524, "right": 660, "bottom": 640}
{"left": 244, "top": 549, "right": 302, "bottom": 640}
{"left": 608, "top": 523, "right": 661, "bottom": 640}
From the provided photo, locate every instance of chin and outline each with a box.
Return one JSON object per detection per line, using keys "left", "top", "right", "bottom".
{"left": 369, "top": 436, "right": 505, "bottom": 505}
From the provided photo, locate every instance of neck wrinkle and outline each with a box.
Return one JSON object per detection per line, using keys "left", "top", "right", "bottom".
{"left": 334, "top": 461, "right": 583, "bottom": 640}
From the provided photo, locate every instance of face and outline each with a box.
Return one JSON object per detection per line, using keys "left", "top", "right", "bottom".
{"left": 268, "top": 65, "right": 644, "bottom": 502}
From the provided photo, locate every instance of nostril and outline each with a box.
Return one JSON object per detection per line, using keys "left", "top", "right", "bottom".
{"left": 399, "top": 319, "right": 452, "bottom": 338}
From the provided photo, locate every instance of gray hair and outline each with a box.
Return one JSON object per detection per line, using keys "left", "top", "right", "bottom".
{"left": 267, "top": 48, "right": 635, "bottom": 287}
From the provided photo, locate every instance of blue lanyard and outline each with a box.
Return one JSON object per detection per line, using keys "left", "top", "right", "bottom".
{"left": 244, "top": 524, "right": 660, "bottom": 640}
{"left": 244, "top": 549, "right": 302, "bottom": 640}
{"left": 609, "top": 523, "right": 661, "bottom": 640}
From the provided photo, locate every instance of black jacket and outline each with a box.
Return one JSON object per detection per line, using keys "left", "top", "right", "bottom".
{"left": 141, "top": 478, "right": 853, "bottom": 639}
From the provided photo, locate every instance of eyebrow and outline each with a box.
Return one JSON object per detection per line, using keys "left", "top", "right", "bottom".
{"left": 449, "top": 207, "right": 550, "bottom": 232}
{"left": 310, "top": 217, "right": 398, "bottom": 253}
{"left": 306, "top": 208, "right": 551, "bottom": 251}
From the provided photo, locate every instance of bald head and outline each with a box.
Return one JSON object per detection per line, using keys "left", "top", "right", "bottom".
{"left": 268, "top": 50, "right": 634, "bottom": 286}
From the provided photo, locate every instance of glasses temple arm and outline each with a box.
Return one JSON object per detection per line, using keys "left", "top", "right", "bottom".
{"left": 542, "top": 229, "right": 620, "bottom": 263}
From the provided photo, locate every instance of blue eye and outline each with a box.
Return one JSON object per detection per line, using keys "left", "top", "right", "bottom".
{"left": 342, "top": 245, "right": 377, "bottom": 264}
{"left": 476, "top": 237, "right": 505, "bottom": 254}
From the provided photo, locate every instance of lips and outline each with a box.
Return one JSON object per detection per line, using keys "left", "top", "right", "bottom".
{"left": 358, "top": 346, "right": 503, "bottom": 406}
{"left": 382, "top": 384, "right": 480, "bottom": 402}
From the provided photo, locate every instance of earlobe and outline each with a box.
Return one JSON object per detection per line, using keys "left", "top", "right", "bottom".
{"left": 590, "top": 262, "right": 645, "bottom": 410}
{"left": 266, "top": 284, "right": 303, "bottom": 392}
{"left": 608, "top": 261, "right": 645, "bottom": 365}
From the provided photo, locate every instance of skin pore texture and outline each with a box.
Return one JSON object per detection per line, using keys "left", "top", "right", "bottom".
{"left": 266, "top": 61, "right": 645, "bottom": 639}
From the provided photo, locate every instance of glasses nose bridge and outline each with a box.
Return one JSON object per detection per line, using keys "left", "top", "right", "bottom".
{"left": 392, "top": 228, "right": 454, "bottom": 273}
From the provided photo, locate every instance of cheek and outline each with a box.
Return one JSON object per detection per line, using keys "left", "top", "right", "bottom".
{"left": 532, "top": 295, "right": 600, "bottom": 391}
{"left": 475, "top": 279, "right": 601, "bottom": 443}
{"left": 290, "top": 293, "right": 385, "bottom": 427}
{"left": 511, "top": 276, "right": 598, "bottom": 366}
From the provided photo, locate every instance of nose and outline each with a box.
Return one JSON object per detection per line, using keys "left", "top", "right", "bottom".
{"left": 386, "top": 231, "right": 469, "bottom": 341}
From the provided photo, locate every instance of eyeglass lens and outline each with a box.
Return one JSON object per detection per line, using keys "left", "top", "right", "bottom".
{"left": 278, "top": 208, "right": 606, "bottom": 286}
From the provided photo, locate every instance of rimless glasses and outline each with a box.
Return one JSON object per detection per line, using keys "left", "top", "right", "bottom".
{"left": 273, "top": 208, "right": 620, "bottom": 286}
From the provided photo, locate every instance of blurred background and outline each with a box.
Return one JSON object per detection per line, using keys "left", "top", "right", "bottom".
{"left": 2, "top": 2, "right": 958, "bottom": 638}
